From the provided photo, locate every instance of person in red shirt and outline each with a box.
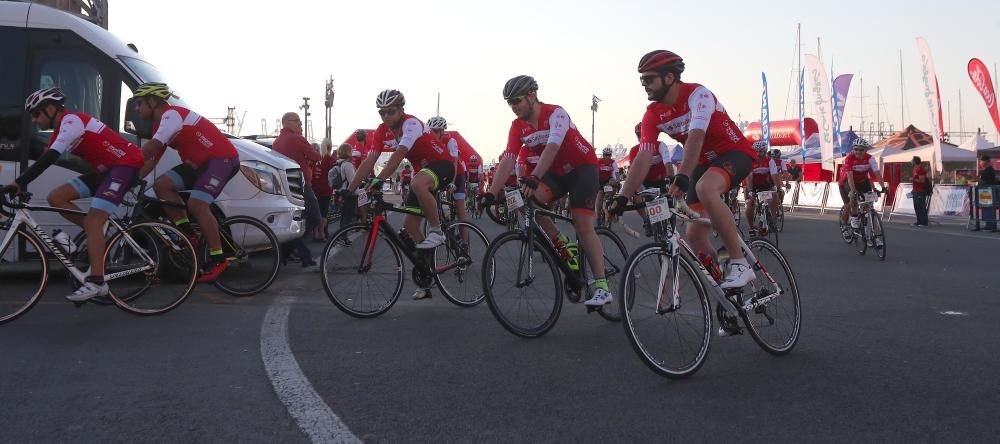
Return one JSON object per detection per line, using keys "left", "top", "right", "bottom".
{"left": 625, "top": 122, "right": 675, "bottom": 236}
{"left": 595, "top": 146, "right": 619, "bottom": 225}
{"left": 4, "top": 87, "right": 144, "bottom": 301}
{"left": 351, "top": 129, "right": 367, "bottom": 170}
{"left": 838, "top": 138, "right": 885, "bottom": 232}
{"left": 481, "top": 75, "right": 613, "bottom": 308}
{"left": 399, "top": 163, "right": 413, "bottom": 201}
{"left": 613, "top": 50, "right": 755, "bottom": 289}
{"left": 134, "top": 83, "right": 240, "bottom": 282}
{"left": 744, "top": 142, "right": 781, "bottom": 236}
{"left": 911, "top": 156, "right": 929, "bottom": 226}
{"left": 313, "top": 139, "right": 337, "bottom": 241}
{"left": 427, "top": 117, "right": 468, "bottom": 230}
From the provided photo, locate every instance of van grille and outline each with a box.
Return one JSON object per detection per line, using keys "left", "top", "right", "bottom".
{"left": 286, "top": 168, "right": 304, "bottom": 201}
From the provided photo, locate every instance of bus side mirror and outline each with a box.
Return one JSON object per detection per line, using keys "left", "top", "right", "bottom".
{"left": 124, "top": 97, "right": 153, "bottom": 139}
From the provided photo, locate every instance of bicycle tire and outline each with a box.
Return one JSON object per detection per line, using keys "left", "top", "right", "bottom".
{"left": 483, "top": 231, "right": 563, "bottom": 338}
{"left": 619, "top": 243, "right": 712, "bottom": 379}
{"left": 741, "top": 238, "right": 801, "bottom": 355}
{"left": 106, "top": 222, "right": 198, "bottom": 316}
{"left": 320, "top": 223, "right": 404, "bottom": 318}
{"left": 592, "top": 227, "right": 628, "bottom": 322}
{"left": 209, "top": 216, "right": 281, "bottom": 297}
{"left": 0, "top": 228, "right": 49, "bottom": 325}
{"left": 870, "top": 210, "right": 887, "bottom": 261}
{"left": 435, "top": 221, "right": 492, "bottom": 307}
{"left": 854, "top": 218, "right": 868, "bottom": 255}
{"left": 486, "top": 202, "right": 509, "bottom": 226}
{"left": 765, "top": 207, "right": 779, "bottom": 247}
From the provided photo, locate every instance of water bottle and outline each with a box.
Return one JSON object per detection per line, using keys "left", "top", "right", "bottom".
{"left": 398, "top": 229, "right": 416, "bottom": 251}
{"left": 698, "top": 251, "right": 722, "bottom": 283}
{"left": 52, "top": 229, "right": 76, "bottom": 255}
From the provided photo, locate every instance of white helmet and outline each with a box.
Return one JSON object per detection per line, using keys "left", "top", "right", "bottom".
{"left": 375, "top": 89, "right": 405, "bottom": 108}
{"left": 752, "top": 141, "right": 768, "bottom": 152}
{"left": 25, "top": 87, "right": 66, "bottom": 112}
{"left": 427, "top": 116, "right": 448, "bottom": 130}
{"left": 852, "top": 137, "right": 870, "bottom": 149}
{"left": 602, "top": 147, "right": 613, "bottom": 156}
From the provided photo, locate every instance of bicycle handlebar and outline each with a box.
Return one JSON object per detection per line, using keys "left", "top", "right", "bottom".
{"left": 0, "top": 191, "right": 30, "bottom": 217}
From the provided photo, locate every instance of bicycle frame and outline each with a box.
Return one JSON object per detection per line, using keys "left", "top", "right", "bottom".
{"left": 512, "top": 201, "right": 589, "bottom": 294}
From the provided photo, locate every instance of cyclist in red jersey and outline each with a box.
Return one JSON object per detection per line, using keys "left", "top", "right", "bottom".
{"left": 399, "top": 164, "right": 413, "bottom": 199}
{"left": 427, "top": 117, "right": 469, "bottom": 229}
{"left": 839, "top": 138, "right": 885, "bottom": 233}
{"left": 625, "top": 123, "right": 675, "bottom": 236}
{"left": 481, "top": 75, "right": 613, "bottom": 307}
{"left": 134, "top": 83, "right": 240, "bottom": 283}
{"left": 346, "top": 89, "right": 455, "bottom": 255}
{"left": 744, "top": 141, "right": 782, "bottom": 235}
{"left": 351, "top": 129, "right": 367, "bottom": 170}
{"left": 4, "top": 88, "right": 144, "bottom": 301}
{"left": 595, "top": 146, "right": 619, "bottom": 224}
{"left": 613, "top": 51, "right": 755, "bottom": 288}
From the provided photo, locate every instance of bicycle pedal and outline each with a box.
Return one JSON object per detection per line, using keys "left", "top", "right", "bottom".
{"left": 717, "top": 326, "right": 743, "bottom": 337}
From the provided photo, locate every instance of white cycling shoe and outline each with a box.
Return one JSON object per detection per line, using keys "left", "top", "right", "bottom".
{"left": 584, "top": 288, "right": 613, "bottom": 306}
{"left": 416, "top": 231, "right": 445, "bottom": 249}
{"left": 66, "top": 281, "right": 109, "bottom": 302}
{"left": 720, "top": 263, "right": 754, "bottom": 289}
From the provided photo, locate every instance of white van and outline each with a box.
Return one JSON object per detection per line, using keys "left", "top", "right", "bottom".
{"left": 0, "top": 2, "right": 305, "bottom": 260}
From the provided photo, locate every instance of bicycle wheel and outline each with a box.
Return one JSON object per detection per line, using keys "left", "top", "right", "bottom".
{"left": 483, "top": 231, "right": 563, "bottom": 338}
{"left": 486, "top": 202, "right": 508, "bottom": 226}
{"left": 435, "top": 221, "right": 492, "bottom": 307}
{"left": 765, "top": 207, "right": 779, "bottom": 247}
{"left": 591, "top": 227, "right": 628, "bottom": 322}
{"left": 320, "top": 223, "right": 403, "bottom": 318}
{"left": 776, "top": 204, "right": 785, "bottom": 232}
{"left": 209, "top": 216, "right": 280, "bottom": 297}
{"left": 619, "top": 243, "right": 711, "bottom": 379}
{"left": 0, "top": 228, "right": 49, "bottom": 325}
{"left": 854, "top": 218, "right": 867, "bottom": 255}
{"left": 870, "top": 210, "right": 887, "bottom": 261}
{"left": 741, "top": 239, "right": 801, "bottom": 355}
{"left": 106, "top": 222, "right": 198, "bottom": 316}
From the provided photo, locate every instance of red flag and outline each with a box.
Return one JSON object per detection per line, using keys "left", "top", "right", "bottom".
{"left": 934, "top": 77, "right": 945, "bottom": 140}
{"left": 968, "top": 58, "right": 1000, "bottom": 136}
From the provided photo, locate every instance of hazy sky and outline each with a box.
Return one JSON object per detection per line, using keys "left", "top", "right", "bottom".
{"left": 109, "top": 0, "right": 1000, "bottom": 159}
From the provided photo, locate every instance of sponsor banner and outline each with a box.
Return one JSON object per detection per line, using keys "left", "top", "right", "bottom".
{"left": 799, "top": 69, "right": 806, "bottom": 160}
{"left": 783, "top": 184, "right": 796, "bottom": 207}
{"left": 805, "top": 55, "right": 835, "bottom": 171}
{"left": 968, "top": 58, "right": 1000, "bottom": 135}
{"left": 761, "top": 72, "right": 772, "bottom": 148}
{"left": 891, "top": 183, "right": 915, "bottom": 215}
{"left": 832, "top": 74, "right": 853, "bottom": 155}
{"left": 795, "top": 181, "right": 827, "bottom": 208}
{"left": 916, "top": 38, "right": 944, "bottom": 173}
{"left": 929, "top": 185, "right": 970, "bottom": 216}
{"left": 978, "top": 187, "right": 995, "bottom": 208}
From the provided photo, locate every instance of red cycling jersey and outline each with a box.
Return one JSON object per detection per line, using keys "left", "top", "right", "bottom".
{"left": 840, "top": 152, "right": 879, "bottom": 183}
{"left": 517, "top": 146, "right": 540, "bottom": 177}
{"left": 441, "top": 134, "right": 467, "bottom": 175}
{"left": 368, "top": 114, "right": 451, "bottom": 171}
{"left": 48, "top": 111, "right": 144, "bottom": 171}
{"left": 467, "top": 155, "right": 482, "bottom": 182}
{"left": 748, "top": 157, "right": 779, "bottom": 189}
{"left": 627, "top": 143, "right": 672, "bottom": 184}
{"left": 638, "top": 83, "right": 753, "bottom": 165}
{"left": 503, "top": 103, "right": 597, "bottom": 176}
{"left": 152, "top": 105, "right": 238, "bottom": 166}
{"left": 598, "top": 157, "right": 617, "bottom": 184}
{"left": 400, "top": 169, "right": 412, "bottom": 183}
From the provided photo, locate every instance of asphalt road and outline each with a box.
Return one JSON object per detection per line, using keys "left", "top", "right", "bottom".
{"left": 2, "top": 208, "right": 999, "bottom": 443}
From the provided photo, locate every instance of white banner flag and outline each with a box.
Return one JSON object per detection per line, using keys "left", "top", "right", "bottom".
{"left": 805, "top": 54, "right": 835, "bottom": 172}
{"left": 917, "top": 37, "right": 944, "bottom": 173}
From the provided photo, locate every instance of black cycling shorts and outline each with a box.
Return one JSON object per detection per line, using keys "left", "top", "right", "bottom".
{"left": 839, "top": 179, "right": 873, "bottom": 202}
{"left": 687, "top": 151, "right": 753, "bottom": 206}
{"left": 539, "top": 164, "right": 599, "bottom": 215}
{"left": 404, "top": 160, "right": 455, "bottom": 210}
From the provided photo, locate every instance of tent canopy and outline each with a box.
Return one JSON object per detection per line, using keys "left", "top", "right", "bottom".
{"left": 872, "top": 125, "right": 934, "bottom": 149}
{"left": 958, "top": 133, "right": 996, "bottom": 151}
{"left": 880, "top": 142, "right": 976, "bottom": 163}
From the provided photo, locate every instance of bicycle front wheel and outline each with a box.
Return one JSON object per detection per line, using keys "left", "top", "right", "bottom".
{"left": 620, "top": 243, "right": 711, "bottom": 379}
{"left": 765, "top": 207, "right": 779, "bottom": 247}
{"left": 854, "top": 219, "right": 868, "bottom": 255}
{"left": 870, "top": 211, "right": 886, "bottom": 261}
{"left": 211, "top": 216, "right": 281, "bottom": 297}
{"left": 435, "top": 221, "right": 492, "bottom": 307}
{"left": 483, "top": 231, "right": 563, "bottom": 338}
{"left": 592, "top": 227, "right": 628, "bottom": 322}
{"left": 106, "top": 222, "right": 198, "bottom": 316}
{"left": 741, "top": 239, "right": 801, "bottom": 355}
{"left": 321, "top": 223, "right": 404, "bottom": 318}
{"left": 0, "top": 228, "right": 49, "bottom": 325}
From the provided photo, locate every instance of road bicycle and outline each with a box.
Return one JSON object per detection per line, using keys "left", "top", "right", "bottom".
{"left": 843, "top": 190, "right": 886, "bottom": 261}
{"left": 747, "top": 189, "right": 780, "bottom": 247}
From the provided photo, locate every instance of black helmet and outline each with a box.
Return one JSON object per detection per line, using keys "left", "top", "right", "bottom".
{"left": 503, "top": 75, "right": 538, "bottom": 100}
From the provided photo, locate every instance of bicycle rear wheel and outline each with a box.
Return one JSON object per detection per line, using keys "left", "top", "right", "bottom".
{"left": 591, "top": 227, "right": 627, "bottom": 322}
{"left": 210, "top": 216, "right": 280, "bottom": 297}
{"left": 435, "top": 221, "right": 492, "bottom": 307}
{"left": 321, "top": 223, "right": 404, "bottom": 318}
{"left": 620, "top": 244, "right": 711, "bottom": 379}
{"left": 740, "top": 239, "right": 801, "bottom": 355}
{"left": 106, "top": 222, "right": 198, "bottom": 316}
{"left": 869, "top": 211, "right": 886, "bottom": 261}
{"left": 0, "top": 228, "right": 49, "bottom": 325}
{"left": 483, "top": 231, "right": 563, "bottom": 338}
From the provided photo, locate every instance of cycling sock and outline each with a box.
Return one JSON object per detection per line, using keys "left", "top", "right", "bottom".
{"left": 593, "top": 278, "right": 609, "bottom": 291}
{"left": 209, "top": 248, "right": 225, "bottom": 264}
{"left": 85, "top": 275, "right": 105, "bottom": 285}
{"left": 730, "top": 258, "right": 748, "bottom": 266}
{"left": 430, "top": 225, "right": 442, "bottom": 234}
{"left": 175, "top": 217, "right": 193, "bottom": 232}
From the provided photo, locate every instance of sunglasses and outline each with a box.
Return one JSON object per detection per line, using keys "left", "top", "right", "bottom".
{"left": 640, "top": 74, "right": 660, "bottom": 86}
{"left": 506, "top": 96, "right": 525, "bottom": 106}
{"left": 378, "top": 108, "right": 399, "bottom": 117}
{"left": 29, "top": 109, "right": 41, "bottom": 118}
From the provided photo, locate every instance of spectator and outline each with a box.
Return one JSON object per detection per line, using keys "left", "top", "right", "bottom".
{"left": 331, "top": 143, "right": 356, "bottom": 229}
{"left": 911, "top": 156, "right": 929, "bottom": 227}
{"left": 313, "top": 138, "right": 336, "bottom": 241}
{"left": 787, "top": 159, "right": 803, "bottom": 182}
{"left": 272, "top": 112, "right": 321, "bottom": 269}
{"left": 980, "top": 154, "right": 997, "bottom": 185}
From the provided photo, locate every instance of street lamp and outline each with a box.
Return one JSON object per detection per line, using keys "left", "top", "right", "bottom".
{"left": 590, "top": 95, "right": 601, "bottom": 147}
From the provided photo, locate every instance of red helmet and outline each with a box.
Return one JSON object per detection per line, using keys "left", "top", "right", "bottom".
{"left": 637, "top": 50, "right": 685, "bottom": 74}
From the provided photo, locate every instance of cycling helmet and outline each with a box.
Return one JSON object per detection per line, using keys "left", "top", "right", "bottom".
{"left": 376, "top": 89, "right": 405, "bottom": 108}
{"left": 634, "top": 123, "right": 642, "bottom": 139}
{"left": 503, "top": 75, "right": 538, "bottom": 100}
{"left": 403, "top": 163, "right": 411, "bottom": 169}
{"left": 637, "top": 50, "right": 685, "bottom": 74}
{"left": 602, "top": 147, "right": 613, "bottom": 156}
{"left": 133, "top": 82, "right": 177, "bottom": 100}
{"left": 770, "top": 149, "right": 782, "bottom": 158}
{"left": 25, "top": 87, "right": 66, "bottom": 112}
{"left": 470, "top": 154, "right": 479, "bottom": 162}
{"left": 752, "top": 141, "right": 768, "bottom": 152}
{"left": 852, "top": 137, "right": 870, "bottom": 150}
{"left": 427, "top": 116, "right": 448, "bottom": 130}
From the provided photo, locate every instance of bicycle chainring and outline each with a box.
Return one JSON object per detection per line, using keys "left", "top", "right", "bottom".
{"left": 412, "top": 265, "right": 434, "bottom": 289}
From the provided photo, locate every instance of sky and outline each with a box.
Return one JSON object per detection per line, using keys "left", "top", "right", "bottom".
{"left": 109, "top": 0, "right": 1000, "bottom": 160}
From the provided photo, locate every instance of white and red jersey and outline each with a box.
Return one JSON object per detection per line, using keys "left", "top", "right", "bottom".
{"left": 47, "top": 111, "right": 144, "bottom": 171}
{"left": 627, "top": 142, "right": 672, "bottom": 184}
{"left": 503, "top": 103, "right": 597, "bottom": 176}
{"left": 517, "top": 146, "right": 540, "bottom": 177}
{"left": 368, "top": 114, "right": 451, "bottom": 172}
{"left": 351, "top": 147, "right": 365, "bottom": 169}
{"left": 598, "top": 157, "right": 618, "bottom": 184}
{"left": 400, "top": 168, "right": 413, "bottom": 183}
{"left": 748, "top": 156, "right": 779, "bottom": 189}
{"left": 152, "top": 106, "right": 237, "bottom": 167}
{"left": 466, "top": 154, "right": 483, "bottom": 182}
{"left": 840, "top": 152, "right": 879, "bottom": 183}
{"left": 638, "top": 83, "right": 754, "bottom": 165}
{"left": 441, "top": 133, "right": 467, "bottom": 175}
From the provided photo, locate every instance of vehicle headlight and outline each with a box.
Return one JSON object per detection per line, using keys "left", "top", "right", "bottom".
{"left": 240, "top": 161, "right": 284, "bottom": 195}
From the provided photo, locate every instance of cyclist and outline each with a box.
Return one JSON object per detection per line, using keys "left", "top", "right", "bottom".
{"left": 133, "top": 82, "right": 240, "bottom": 283}
{"left": 612, "top": 50, "right": 755, "bottom": 289}
{"left": 596, "top": 146, "right": 619, "bottom": 224}
{"left": 839, "top": 137, "right": 886, "bottom": 234}
{"left": 625, "top": 122, "right": 675, "bottom": 236}
{"left": 744, "top": 141, "right": 781, "bottom": 236}
{"left": 428, "top": 116, "right": 469, "bottom": 241}
{"left": 467, "top": 154, "right": 482, "bottom": 216}
{"left": 3, "top": 87, "right": 144, "bottom": 301}
{"left": 399, "top": 163, "right": 412, "bottom": 201}
{"left": 480, "top": 75, "right": 612, "bottom": 307}
{"left": 346, "top": 89, "right": 454, "bottom": 250}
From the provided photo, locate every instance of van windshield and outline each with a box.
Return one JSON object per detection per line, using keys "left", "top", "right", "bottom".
{"left": 119, "top": 56, "right": 166, "bottom": 84}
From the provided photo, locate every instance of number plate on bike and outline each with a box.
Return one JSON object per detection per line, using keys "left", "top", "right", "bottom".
{"left": 758, "top": 191, "right": 773, "bottom": 202}
{"left": 864, "top": 192, "right": 879, "bottom": 202}
{"left": 357, "top": 190, "right": 370, "bottom": 207}
{"left": 647, "top": 197, "right": 671, "bottom": 224}
{"left": 505, "top": 190, "right": 525, "bottom": 210}
{"left": 603, "top": 185, "right": 613, "bottom": 193}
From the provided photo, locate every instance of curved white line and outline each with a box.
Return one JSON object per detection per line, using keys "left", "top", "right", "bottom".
{"left": 261, "top": 295, "right": 361, "bottom": 444}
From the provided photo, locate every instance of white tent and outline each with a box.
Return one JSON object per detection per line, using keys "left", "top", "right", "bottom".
{"left": 958, "top": 133, "right": 995, "bottom": 151}
{"left": 880, "top": 143, "right": 978, "bottom": 163}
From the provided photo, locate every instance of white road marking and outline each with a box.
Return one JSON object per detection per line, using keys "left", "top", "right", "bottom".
{"left": 940, "top": 311, "right": 969, "bottom": 316}
{"left": 261, "top": 295, "right": 360, "bottom": 444}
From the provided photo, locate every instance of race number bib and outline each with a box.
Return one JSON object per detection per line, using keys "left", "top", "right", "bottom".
{"left": 505, "top": 189, "right": 525, "bottom": 210}
{"left": 647, "top": 197, "right": 671, "bottom": 224}
{"left": 864, "top": 192, "right": 879, "bottom": 203}
{"left": 357, "top": 190, "right": 370, "bottom": 207}
{"left": 758, "top": 191, "right": 773, "bottom": 202}
{"left": 603, "top": 185, "right": 613, "bottom": 193}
